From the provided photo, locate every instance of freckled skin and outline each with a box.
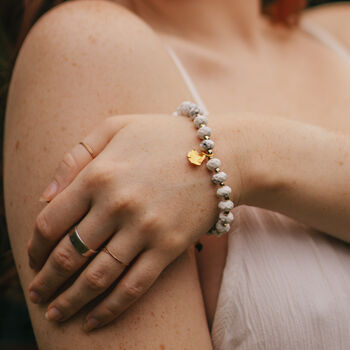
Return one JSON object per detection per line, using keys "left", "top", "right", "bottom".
{"left": 5, "top": 0, "right": 350, "bottom": 349}
{"left": 4, "top": 1, "right": 212, "bottom": 349}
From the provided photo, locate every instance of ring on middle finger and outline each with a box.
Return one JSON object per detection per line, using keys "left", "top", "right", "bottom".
{"left": 69, "top": 226, "right": 97, "bottom": 258}
{"left": 102, "top": 246, "right": 129, "bottom": 267}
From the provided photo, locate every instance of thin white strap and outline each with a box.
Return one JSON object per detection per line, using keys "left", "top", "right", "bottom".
{"left": 165, "top": 20, "right": 350, "bottom": 113}
{"left": 300, "top": 19, "right": 350, "bottom": 68}
{"left": 164, "top": 43, "right": 209, "bottom": 114}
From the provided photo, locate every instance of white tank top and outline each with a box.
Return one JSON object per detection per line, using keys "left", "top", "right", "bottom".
{"left": 164, "top": 20, "right": 350, "bottom": 350}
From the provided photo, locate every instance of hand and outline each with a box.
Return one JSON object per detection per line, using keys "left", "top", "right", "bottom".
{"left": 27, "top": 112, "right": 243, "bottom": 331}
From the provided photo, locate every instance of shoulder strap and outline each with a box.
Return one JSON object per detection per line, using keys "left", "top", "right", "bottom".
{"left": 164, "top": 43, "right": 209, "bottom": 114}
{"left": 165, "top": 19, "right": 350, "bottom": 112}
{"left": 300, "top": 19, "right": 350, "bottom": 68}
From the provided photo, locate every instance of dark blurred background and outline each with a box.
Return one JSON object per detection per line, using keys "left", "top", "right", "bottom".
{"left": 0, "top": 1, "right": 348, "bottom": 349}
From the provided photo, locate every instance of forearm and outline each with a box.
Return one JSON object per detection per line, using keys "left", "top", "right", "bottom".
{"left": 225, "top": 113, "right": 350, "bottom": 243}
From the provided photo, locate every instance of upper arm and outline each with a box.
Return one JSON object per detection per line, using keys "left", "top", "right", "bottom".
{"left": 4, "top": 2, "right": 209, "bottom": 349}
{"left": 6, "top": 0, "right": 189, "bottom": 128}
{"left": 303, "top": 2, "right": 350, "bottom": 48}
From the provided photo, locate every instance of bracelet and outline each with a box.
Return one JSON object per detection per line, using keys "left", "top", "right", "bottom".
{"left": 174, "top": 101, "right": 235, "bottom": 238}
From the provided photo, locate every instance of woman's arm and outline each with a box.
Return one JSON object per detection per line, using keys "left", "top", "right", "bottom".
{"left": 229, "top": 113, "right": 350, "bottom": 243}
{"left": 4, "top": 1, "right": 212, "bottom": 348}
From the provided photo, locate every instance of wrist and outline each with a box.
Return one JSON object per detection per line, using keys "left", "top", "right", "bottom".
{"left": 215, "top": 113, "right": 276, "bottom": 208}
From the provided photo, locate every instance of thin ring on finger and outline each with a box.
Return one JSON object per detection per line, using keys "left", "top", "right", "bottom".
{"left": 44, "top": 228, "right": 144, "bottom": 322}
{"left": 79, "top": 141, "right": 94, "bottom": 159}
{"left": 102, "top": 246, "right": 129, "bottom": 266}
{"left": 28, "top": 207, "right": 118, "bottom": 304}
{"left": 83, "top": 249, "right": 167, "bottom": 331}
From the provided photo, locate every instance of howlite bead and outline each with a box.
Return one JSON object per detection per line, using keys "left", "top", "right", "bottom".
{"left": 217, "top": 185, "right": 232, "bottom": 198}
{"left": 219, "top": 211, "right": 234, "bottom": 224}
{"left": 218, "top": 200, "right": 234, "bottom": 211}
{"left": 194, "top": 115, "right": 209, "bottom": 128}
{"left": 200, "top": 139, "right": 215, "bottom": 151}
{"left": 198, "top": 126, "right": 211, "bottom": 139}
{"left": 212, "top": 172, "right": 227, "bottom": 184}
{"left": 215, "top": 221, "right": 231, "bottom": 234}
{"left": 207, "top": 158, "right": 221, "bottom": 171}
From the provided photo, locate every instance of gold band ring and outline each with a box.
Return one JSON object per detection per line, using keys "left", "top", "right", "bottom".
{"left": 102, "top": 247, "right": 129, "bottom": 266}
{"left": 69, "top": 226, "right": 97, "bottom": 258}
{"left": 79, "top": 141, "right": 94, "bottom": 158}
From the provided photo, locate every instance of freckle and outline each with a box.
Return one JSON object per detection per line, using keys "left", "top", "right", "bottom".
{"left": 151, "top": 311, "right": 155, "bottom": 317}
{"left": 88, "top": 35, "right": 97, "bottom": 44}
{"left": 160, "top": 345, "right": 166, "bottom": 350}
{"left": 338, "top": 161, "right": 344, "bottom": 166}
{"left": 72, "top": 62, "right": 77, "bottom": 67}
{"left": 15, "top": 140, "right": 20, "bottom": 151}
{"left": 61, "top": 126, "right": 67, "bottom": 131}
{"left": 18, "top": 264, "right": 22, "bottom": 270}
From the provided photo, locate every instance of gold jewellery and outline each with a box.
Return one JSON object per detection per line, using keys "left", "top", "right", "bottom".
{"left": 79, "top": 141, "right": 94, "bottom": 158}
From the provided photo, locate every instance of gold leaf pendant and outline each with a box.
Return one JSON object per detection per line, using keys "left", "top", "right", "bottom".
{"left": 187, "top": 149, "right": 206, "bottom": 166}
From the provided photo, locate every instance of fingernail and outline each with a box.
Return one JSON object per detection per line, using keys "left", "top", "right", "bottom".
{"left": 45, "top": 307, "right": 63, "bottom": 321}
{"left": 39, "top": 180, "right": 58, "bottom": 202}
{"left": 29, "top": 290, "right": 41, "bottom": 304}
{"left": 83, "top": 317, "right": 100, "bottom": 332}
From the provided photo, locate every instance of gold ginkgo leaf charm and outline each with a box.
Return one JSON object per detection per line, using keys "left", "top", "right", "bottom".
{"left": 187, "top": 149, "right": 206, "bottom": 166}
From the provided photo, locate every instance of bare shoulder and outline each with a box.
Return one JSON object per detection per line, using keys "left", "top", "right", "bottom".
{"left": 10, "top": 0, "right": 185, "bottom": 115}
{"left": 302, "top": 2, "right": 350, "bottom": 47}
{"left": 24, "top": 0, "right": 158, "bottom": 50}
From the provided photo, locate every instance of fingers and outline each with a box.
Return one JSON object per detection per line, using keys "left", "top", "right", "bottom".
{"left": 39, "top": 117, "right": 128, "bottom": 203}
{"left": 28, "top": 205, "right": 118, "bottom": 301}
{"left": 83, "top": 249, "right": 168, "bottom": 332}
{"left": 43, "top": 228, "right": 145, "bottom": 322}
{"left": 28, "top": 177, "right": 91, "bottom": 270}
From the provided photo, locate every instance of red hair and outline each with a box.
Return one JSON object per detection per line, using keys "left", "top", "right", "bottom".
{"left": 264, "top": 0, "right": 308, "bottom": 26}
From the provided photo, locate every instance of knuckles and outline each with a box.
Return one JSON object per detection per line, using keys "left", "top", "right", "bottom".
{"left": 105, "top": 191, "right": 141, "bottom": 216}
{"left": 119, "top": 279, "right": 146, "bottom": 300}
{"left": 83, "top": 268, "right": 111, "bottom": 292}
{"left": 82, "top": 160, "right": 118, "bottom": 189}
{"left": 51, "top": 248, "right": 76, "bottom": 275}
{"left": 59, "top": 151, "right": 79, "bottom": 175}
{"left": 158, "top": 233, "right": 189, "bottom": 253}
{"left": 138, "top": 211, "right": 165, "bottom": 236}
{"left": 118, "top": 265, "right": 159, "bottom": 301}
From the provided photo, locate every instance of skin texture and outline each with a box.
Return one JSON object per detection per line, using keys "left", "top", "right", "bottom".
{"left": 4, "top": 1, "right": 215, "bottom": 348}
{"left": 4, "top": 0, "right": 350, "bottom": 348}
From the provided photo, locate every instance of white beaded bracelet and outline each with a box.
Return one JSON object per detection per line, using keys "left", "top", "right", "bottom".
{"left": 174, "top": 101, "right": 235, "bottom": 238}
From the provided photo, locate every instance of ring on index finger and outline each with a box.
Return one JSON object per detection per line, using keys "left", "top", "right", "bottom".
{"left": 69, "top": 226, "right": 97, "bottom": 258}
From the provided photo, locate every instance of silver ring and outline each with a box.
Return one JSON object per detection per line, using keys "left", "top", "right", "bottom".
{"left": 69, "top": 226, "right": 97, "bottom": 257}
